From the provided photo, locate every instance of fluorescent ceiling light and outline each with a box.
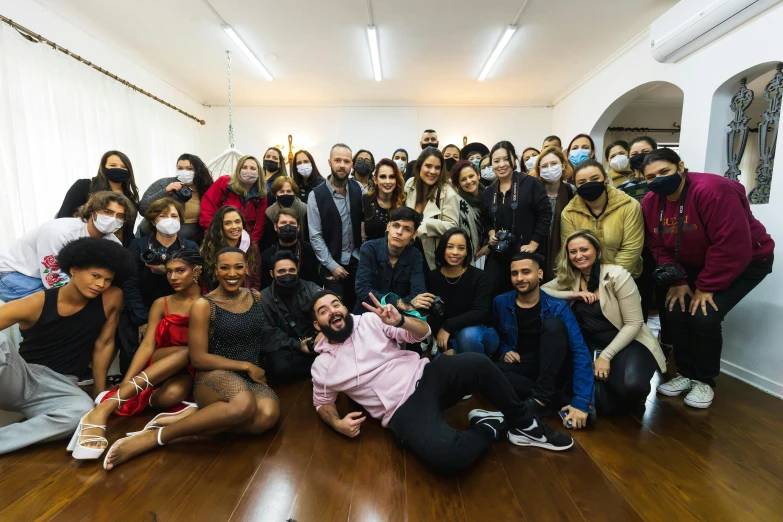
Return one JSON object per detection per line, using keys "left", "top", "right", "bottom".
{"left": 367, "top": 25, "right": 382, "bottom": 81}
{"left": 478, "top": 25, "right": 517, "bottom": 82}
{"left": 222, "top": 25, "right": 273, "bottom": 81}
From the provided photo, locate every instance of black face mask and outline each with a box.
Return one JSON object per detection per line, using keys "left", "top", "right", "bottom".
{"left": 444, "top": 157, "right": 457, "bottom": 173}
{"left": 421, "top": 142, "right": 439, "bottom": 150}
{"left": 105, "top": 168, "right": 130, "bottom": 183}
{"left": 278, "top": 224, "right": 298, "bottom": 242}
{"left": 263, "top": 159, "right": 280, "bottom": 173}
{"left": 354, "top": 162, "right": 373, "bottom": 177}
{"left": 576, "top": 181, "right": 606, "bottom": 202}
{"left": 275, "top": 273, "right": 299, "bottom": 291}
{"left": 629, "top": 153, "right": 648, "bottom": 172}
{"left": 277, "top": 194, "right": 295, "bottom": 208}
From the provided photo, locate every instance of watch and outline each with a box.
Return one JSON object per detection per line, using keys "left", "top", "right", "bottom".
{"left": 395, "top": 315, "right": 406, "bottom": 328}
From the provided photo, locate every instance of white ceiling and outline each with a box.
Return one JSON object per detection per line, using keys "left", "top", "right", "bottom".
{"left": 39, "top": 0, "right": 678, "bottom": 107}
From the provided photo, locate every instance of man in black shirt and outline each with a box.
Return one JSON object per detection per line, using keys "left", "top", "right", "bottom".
{"left": 260, "top": 208, "right": 321, "bottom": 289}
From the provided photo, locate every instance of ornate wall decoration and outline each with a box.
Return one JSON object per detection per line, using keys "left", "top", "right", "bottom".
{"left": 749, "top": 63, "right": 783, "bottom": 204}
{"left": 724, "top": 78, "right": 754, "bottom": 181}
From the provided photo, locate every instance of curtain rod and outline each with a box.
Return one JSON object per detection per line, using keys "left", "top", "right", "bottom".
{"left": 607, "top": 126, "right": 680, "bottom": 134}
{"left": 0, "top": 14, "right": 206, "bottom": 125}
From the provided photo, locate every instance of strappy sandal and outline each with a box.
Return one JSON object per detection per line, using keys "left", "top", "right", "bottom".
{"left": 104, "top": 425, "right": 166, "bottom": 471}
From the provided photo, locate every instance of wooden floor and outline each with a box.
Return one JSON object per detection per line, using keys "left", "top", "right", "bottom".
{"left": 1, "top": 369, "right": 782, "bottom": 522}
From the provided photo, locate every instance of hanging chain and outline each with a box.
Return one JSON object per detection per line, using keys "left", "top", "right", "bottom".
{"left": 227, "top": 51, "right": 235, "bottom": 149}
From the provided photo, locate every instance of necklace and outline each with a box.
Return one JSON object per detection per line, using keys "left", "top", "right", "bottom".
{"left": 443, "top": 267, "right": 467, "bottom": 285}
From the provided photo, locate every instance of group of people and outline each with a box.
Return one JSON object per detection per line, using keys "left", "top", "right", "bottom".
{"left": 0, "top": 129, "right": 774, "bottom": 475}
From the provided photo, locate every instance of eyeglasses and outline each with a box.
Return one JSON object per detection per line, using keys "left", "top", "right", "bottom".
{"left": 98, "top": 208, "right": 126, "bottom": 222}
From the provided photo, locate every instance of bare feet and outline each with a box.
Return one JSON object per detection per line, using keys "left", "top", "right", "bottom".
{"left": 104, "top": 429, "right": 160, "bottom": 471}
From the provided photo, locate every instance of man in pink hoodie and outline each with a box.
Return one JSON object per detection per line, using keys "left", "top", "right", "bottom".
{"left": 310, "top": 290, "right": 574, "bottom": 474}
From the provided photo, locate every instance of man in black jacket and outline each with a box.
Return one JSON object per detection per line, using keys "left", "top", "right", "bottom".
{"left": 259, "top": 250, "right": 322, "bottom": 383}
{"left": 260, "top": 208, "right": 321, "bottom": 289}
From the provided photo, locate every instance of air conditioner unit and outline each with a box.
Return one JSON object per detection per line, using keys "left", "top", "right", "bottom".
{"left": 650, "top": 0, "right": 782, "bottom": 63}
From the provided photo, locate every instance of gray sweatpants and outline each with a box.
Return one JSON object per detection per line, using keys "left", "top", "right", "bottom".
{"left": 0, "top": 335, "right": 94, "bottom": 455}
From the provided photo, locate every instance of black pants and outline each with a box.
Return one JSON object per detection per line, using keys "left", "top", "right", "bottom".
{"left": 494, "top": 317, "right": 570, "bottom": 407}
{"left": 116, "top": 310, "right": 140, "bottom": 376}
{"left": 388, "top": 353, "right": 529, "bottom": 474}
{"left": 261, "top": 349, "right": 317, "bottom": 384}
{"left": 321, "top": 257, "right": 359, "bottom": 313}
{"left": 665, "top": 256, "right": 773, "bottom": 387}
{"left": 585, "top": 331, "right": 658, "bottom": 414}
{"left": 485, "top": 252, "right": 513, "bottom": 301}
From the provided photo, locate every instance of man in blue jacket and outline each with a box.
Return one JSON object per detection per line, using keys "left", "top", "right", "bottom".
{"left": 492, "top": 252, "right": 594, "bottom": 429}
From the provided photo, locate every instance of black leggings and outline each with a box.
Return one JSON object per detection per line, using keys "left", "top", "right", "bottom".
{"left": 320, "top": 257, "right": 359, "bottom": 313}
{"left": 261, "top": 350, "right": 317, "bottom": 384}
{"left": 388, "top": 353, "right": 529, "bottom": 474}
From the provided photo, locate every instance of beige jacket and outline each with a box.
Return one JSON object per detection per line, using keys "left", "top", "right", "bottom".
{"left": 542, "top": 264, "right": 666, "bottom": 371}
{"left": 404, "top": 177, "right": 459, "bottom": 269}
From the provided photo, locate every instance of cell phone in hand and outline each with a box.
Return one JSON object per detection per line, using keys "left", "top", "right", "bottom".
{"left": 593, "top": 349, "right": 603, "bottom": 362}
{"left": 558, "top": 410, "right": 573, "bottom": 429}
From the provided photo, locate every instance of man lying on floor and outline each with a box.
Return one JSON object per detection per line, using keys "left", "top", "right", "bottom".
{"left": 309, "top": 290, "right": 574, "bottom": 474}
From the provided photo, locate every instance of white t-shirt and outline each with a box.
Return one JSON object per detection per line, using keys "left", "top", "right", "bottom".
{"left": 0, "top": 218, "right": 121, "bottom": 288}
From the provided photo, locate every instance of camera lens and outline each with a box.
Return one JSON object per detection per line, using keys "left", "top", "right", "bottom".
{"left": 140, "top": 249, "right": 159, "bottom": 264}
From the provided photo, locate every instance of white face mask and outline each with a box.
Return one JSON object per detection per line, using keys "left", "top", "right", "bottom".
{"left": 155, "top": 217, "right": 181, "bottom": 235}
{"left": 240, "top": 169, "right": 259, "bottom": 184}
{"left": 540, "top": 164, "right": 563, "bottom": 183}
{"left": 177, "top": 170, "right": 194, "bottom": 184}
{"left": 297, "top": 163, "right": 313, "bottom": 178}
{"left": 394, "top": 159, "right": 406, "bottom": 172}
{"left": 93, "top": 213, "right": 123, "bottom": 235}
{"left": 481, "top": 166, "right": 496, "bottom": 181}
{"left": 524, "top": 155, "right": 538, "bottom": 171}
{"left": 610, "top": 154, "right": 630, "bottom": 172}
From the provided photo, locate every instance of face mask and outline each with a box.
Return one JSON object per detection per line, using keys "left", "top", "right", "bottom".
{"left": 155, "top": 217, "right": 181, "bottom": 235}
{"left": 297, "top": 163, "right": 313, "bottom": 178}
{"left": 444, "top": 157, "right": 457, "bottom": 173}
{"left": 421, "top": 142, "right": 439, "bottom": 150}
{"left": 354, "top": 162, "right": 372, "bottom": 176}
{"left": 609, "top": 155, "right": 629, "bottom": 172}
{"left": 275, "top": 273, "right": 299, "bottom": 290}
{"left": 93, "top": 213, "right": 123, "bottom": 234}
{"left": 576, "top": 181, "right": 606, "bottom": 202}
{"left": 105, "top": 167, "right": 130, "bottom": 183}
{"left": 394, "top": 159, "right": 406, "bottom": 172}
{"left": 278, "top": 224, "right": 298, "bottom": 242}
{"left": 481, "top": 166, "right": 496, "bottom": 181}
{"left": 648, "top": 172, "right": 682, "bottom": 197}
{"left": 539, "top": 164, "right": 563, "bottom": 183}
{"left": 177, "top": 171, "right": 194, "bottom": 184}
{"left": 263, "top": 159, "right": 279, "bottom": 173}
{"left": 240, "top": 169, "right": 259, "bottom": 184}
{"left": 277, "top": 194, "right": 295, "bottom": 208}
{"left": 524, "top": 155, "right": 538, "bottom": 171}
{"left": 630, "top": 153, "right": 648, "bottom": 172}
{"left": 568, "top": 149, "right": 591, "bottom": 166}
{"left": 470, "top": 158, "right": 481, "bottom": 168}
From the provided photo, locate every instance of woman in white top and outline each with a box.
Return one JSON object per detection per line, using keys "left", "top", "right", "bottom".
{"left": 542, "top": 229, "right": 666, "bottom": 414}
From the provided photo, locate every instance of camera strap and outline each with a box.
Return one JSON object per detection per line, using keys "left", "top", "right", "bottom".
{"left": 657, "top": 181, "right": 689, "bottom": 264}
{"left": 148, "top": 235, "right": 184, "bottom": 252}
{"left": 491, "top": 173, "right": 520, "bottom": 235}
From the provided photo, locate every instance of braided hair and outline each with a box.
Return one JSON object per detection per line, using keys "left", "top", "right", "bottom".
{"left": 166, "top": 248, "right": 204, "bottom": 269}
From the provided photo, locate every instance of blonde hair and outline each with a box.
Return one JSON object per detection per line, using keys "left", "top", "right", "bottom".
{"left": 229, "top": 155, "right": 267, "bottom": 198}
{"left": 553, "top": 230, "right": 613, "bottom": 289}
{"left": 271, "top": 175, "right": 299, "bottom": 195}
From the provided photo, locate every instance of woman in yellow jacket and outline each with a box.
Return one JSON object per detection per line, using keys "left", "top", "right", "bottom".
{"left": 560, "top": 160, "right": 648, "bottom": 317}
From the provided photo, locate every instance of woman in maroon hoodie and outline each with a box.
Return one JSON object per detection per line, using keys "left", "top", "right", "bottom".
{"left": 641, "top": 148, "right": 774, "bottom": 409}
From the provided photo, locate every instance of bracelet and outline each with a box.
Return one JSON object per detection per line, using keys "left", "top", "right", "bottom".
{"left": 395, "top": 315, "right": 406, "bottom": 328}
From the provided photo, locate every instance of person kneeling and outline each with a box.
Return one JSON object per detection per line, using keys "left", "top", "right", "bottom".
{"left": 310, "top": 290, "right": 573, "bottom": 475}
{"left": 543, "top": 231, "right": 666, "bottom": 414}
{"left": 260, "top": 250, "right": 322, "bottom": 383}
{"left": 493, "top": 253, "right": 594, "bottom": 430}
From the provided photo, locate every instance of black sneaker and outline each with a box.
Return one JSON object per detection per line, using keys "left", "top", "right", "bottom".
{"left": 507, "top": 418, "right": 574, "bottom": 451}
{"left": 472, "top": 416, "right": 506, "bottom": 442}
{"left": 76, "top": 368, "right": 94, "bottom": 387}
{"left": 523, "top": 397, "right": 554, "bottom": 419}
{"left": 468, "top": 409, "right": 504, "bottom": 423}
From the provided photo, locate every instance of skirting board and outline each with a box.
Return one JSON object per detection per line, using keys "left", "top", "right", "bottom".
{"left": 720, "top": 359, "right": 783, "bottom": 399}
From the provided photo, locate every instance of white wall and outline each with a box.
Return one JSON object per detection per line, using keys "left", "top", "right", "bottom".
{"left": 553, "top": 5, "right": 783, "bottom": 396}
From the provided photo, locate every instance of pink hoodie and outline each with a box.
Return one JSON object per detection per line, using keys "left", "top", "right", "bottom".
{"left": 311, "top": 313, "right": 431, "bottom": 427}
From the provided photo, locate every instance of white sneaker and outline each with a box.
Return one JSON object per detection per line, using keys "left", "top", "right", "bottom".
{"left": 657, "top": 374, "right": 692, "bottom": 396}
{"left": 684, "top": 381, "right": 714, "bottom": 409}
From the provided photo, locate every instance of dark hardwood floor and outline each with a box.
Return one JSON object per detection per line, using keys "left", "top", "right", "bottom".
{"left": 1, "top": 368, "right": 781, "bottom": 521}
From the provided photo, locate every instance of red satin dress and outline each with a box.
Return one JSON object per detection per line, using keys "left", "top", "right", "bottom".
{"left": 103, "top": 297, "right": 193, "bottom": 416}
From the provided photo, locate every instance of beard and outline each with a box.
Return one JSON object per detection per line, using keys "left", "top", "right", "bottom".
{"left": 318, "top": 312, "right": 355, "bottom": 343}
{"left": 330, "top": 168, "right": 348, "bottom": 188}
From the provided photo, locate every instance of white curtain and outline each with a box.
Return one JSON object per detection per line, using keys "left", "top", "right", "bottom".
{"left": 0, "top": 23, "right": 201, "bottom": 248}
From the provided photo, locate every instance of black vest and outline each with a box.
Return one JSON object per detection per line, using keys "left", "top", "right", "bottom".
{"left": 313, "top": 178, "right": 362, "bottom": 264}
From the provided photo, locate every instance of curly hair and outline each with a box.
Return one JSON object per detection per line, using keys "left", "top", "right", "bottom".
{"left": 57, "top": 237, "right": 135, "bottom": 285}
{"left": 449, "top": 159, "right": 478, "bottom": 188}
{"left": 177, "top": 153, "right": 214, "bottom": 196}
{"left": 200, "top": 206, "right": 258, "bottom": 286}
{"left": 74, "top": 191, "right": 135, "bottom": 222}
{"left": 367, "top": 158, "right": 405, "bottom": 209}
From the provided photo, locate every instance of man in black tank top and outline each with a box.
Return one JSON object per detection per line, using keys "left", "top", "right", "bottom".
{"left": 0, "top": 238, "right": 131, "bottom": 454}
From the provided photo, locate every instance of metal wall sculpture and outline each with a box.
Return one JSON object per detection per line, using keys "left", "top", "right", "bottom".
{"left": 749, "top": 63, "right": 783, "bottom": 204}
{"left": 724, "top": 78, "right": 754, "bottom": 181}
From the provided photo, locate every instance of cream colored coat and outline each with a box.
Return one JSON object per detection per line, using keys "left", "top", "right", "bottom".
{"left": 542, "top": 264, "right": 666, "bottom": 371}
{"left": 404, "top": 177, "right": 459, "bottom": 269}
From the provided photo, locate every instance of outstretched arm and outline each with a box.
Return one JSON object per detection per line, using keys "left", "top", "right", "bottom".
{"left": 317, "top": 403, "right": 366, "bottom": 438}
{"left": 92, "top": 287, "right": 124, "bottom": 396}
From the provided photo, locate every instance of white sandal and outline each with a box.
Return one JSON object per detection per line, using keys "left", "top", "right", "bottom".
{"left": 103, "top": 425, "right": 166, "bottom": 470}
{"left": 125, "top": 402, "right": 198, "bottom": 436}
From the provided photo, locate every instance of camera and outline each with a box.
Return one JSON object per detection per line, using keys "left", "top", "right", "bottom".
{"left": 430, "top": 296, "right": 446, "bottom": 317}
{"left": 172, "top": 186, "right": 193, "bottom": 203}
{"left": 652, "top": 264, "right": 685, "bottom": 286}
{"left": 491, "top": 230, "right": 516, "bottom": 255}
{"left": 141, "top": 247, "right": 169, "bottom": 265}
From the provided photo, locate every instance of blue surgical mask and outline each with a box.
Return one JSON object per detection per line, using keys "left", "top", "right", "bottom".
{"left": 470, "top": 158, "right": 480, "bottom": 168}
{"left": 569, "top": 149, "right": 591, "bottom": 166}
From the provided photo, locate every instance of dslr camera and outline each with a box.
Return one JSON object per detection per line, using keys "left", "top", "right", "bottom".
{"left": 491, "top": 230, "right": 516, "bottom": 255}
{"left": 172, "top": 186, "right": 193, "bottom": 204}
{"left": 141, "top": 247, "right": 169, "bottom": 265}
{"left": 652, "top": 264, "right": 685, "bottom": 286}
{"left": 430, "top": 296, "right": 446, "bottom": 317}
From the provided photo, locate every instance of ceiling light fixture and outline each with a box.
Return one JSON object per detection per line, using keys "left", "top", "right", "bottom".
{"left": 222, "top": 25, "right": 273, "bottom": 81}
{"left": 478, "top": 25, "right": 517, "bottom": 82}
{"left": 366, "top": 25, "right": 382, "bottom": 81}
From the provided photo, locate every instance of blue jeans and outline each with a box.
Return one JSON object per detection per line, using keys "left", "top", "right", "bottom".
{"left": 450, "top": 326, "right": 499, "bottom": 357}
{"left": 0, "top": 273, "right": 45, "bottom": 302}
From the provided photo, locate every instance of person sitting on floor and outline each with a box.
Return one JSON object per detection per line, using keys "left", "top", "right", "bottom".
{"left": 309, "top": 290, "right": 574, "bottom": 475}
{"left": 0, "top": 237, "right": 132, "bottom": 455}
{"left": 493, "top": 253, "right": 595, "bottom": 430}
{"left": 260, "top": 208, "right": 321, "bottom": 289}
{"left": 259, "top": 250, "right": 323, "bottom": 383}
{"left": 102, "top": 247, "right": 282, "bottom": 470}
{"left": 542, "top": 231, "right": 666, "bottom": 414}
